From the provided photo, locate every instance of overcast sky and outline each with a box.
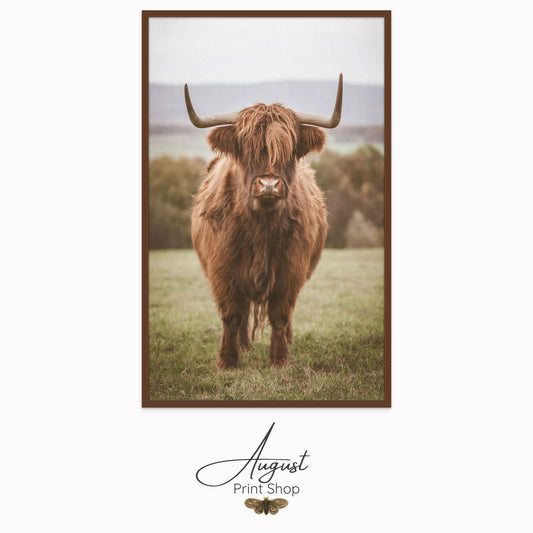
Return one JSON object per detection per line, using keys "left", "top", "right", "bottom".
{"left": 149, "top": 17, "right": 384, "bottom": 86}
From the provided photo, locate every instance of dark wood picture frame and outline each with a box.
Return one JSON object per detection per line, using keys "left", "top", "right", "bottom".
{"left": 142, "top": 10, "right": 391, "bottom": 407}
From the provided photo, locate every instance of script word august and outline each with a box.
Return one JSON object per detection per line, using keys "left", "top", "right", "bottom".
{"left": 196, "top": 423, "right": 310, "bottom": 486}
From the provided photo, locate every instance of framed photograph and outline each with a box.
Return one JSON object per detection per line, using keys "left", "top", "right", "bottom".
{"left": 142, "top": 10, "right": 391, "bottom": 407}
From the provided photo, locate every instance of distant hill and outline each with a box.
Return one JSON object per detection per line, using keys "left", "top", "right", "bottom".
{"left": 150, "top": 80, "right": 383, "bottom": 127}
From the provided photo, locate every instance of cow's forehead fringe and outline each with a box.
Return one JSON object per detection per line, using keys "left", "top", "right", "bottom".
{"left": 236, "top": 103, "right": 298, "bottom": 167}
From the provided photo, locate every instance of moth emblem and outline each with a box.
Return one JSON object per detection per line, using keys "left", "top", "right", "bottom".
{"left": 245, "top": 497, "right": 289, "bottom": 515}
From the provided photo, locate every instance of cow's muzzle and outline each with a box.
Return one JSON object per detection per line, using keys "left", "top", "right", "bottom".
{"left": 252, "top": 175, "right": 287, "bottom": 200}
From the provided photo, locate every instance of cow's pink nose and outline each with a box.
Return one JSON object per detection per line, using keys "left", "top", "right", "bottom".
{"left": 259, "top": 178, "right": 280, "bottom": 195}
{"left": 252, "top": 176, "right": 285, "bottom": 200}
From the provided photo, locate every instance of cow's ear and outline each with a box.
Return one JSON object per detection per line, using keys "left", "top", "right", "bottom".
{"left": 207, "top": 126, "right": 238, "bottom": 156}
{"left": 296, "top": 126, "right": 326, "bottom": 158}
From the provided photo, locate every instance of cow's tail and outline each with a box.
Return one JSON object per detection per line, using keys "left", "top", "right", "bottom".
{"left": 250, "top": 300, "right": 268, "bottom": 341}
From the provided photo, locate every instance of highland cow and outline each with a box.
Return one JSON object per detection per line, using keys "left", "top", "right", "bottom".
{"left": 186, "top": 74, "right": 343, "bottom": 368}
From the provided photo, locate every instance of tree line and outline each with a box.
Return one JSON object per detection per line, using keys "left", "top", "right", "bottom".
{"left": 149, "top": 145, "right": 384, "bottom": 249}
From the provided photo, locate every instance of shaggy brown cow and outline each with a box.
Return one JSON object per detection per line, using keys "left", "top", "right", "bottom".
{"left": 186, "top": 74, "right": 343, "bottom": 368}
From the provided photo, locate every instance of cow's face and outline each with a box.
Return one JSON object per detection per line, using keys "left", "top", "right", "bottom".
{"left": 207, "top": 104, "right": 325, "bottom": 209}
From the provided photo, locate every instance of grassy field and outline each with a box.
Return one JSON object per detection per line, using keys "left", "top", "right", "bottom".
{"left": 148, "top": 248, "right": 385, "bottom": 401}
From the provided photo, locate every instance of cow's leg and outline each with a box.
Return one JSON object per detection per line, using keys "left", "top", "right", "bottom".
{"left": 218, "top": 314, "right": 241, "bottom": 369}
{"left": 217, "top": 300, "right": 248, "bottom": 369}
{"left": 268, "top": 297, "right": 292, "bottom": 368}
{"left": 238, "top": 304, "right": 251, "bottom": 351}
{"left": 286, "top": 315, "right": 293, "bottom": 345}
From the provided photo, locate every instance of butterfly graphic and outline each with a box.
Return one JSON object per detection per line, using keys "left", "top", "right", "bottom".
{"left": 245, "top": 497, "right": 289, "bottom": 515}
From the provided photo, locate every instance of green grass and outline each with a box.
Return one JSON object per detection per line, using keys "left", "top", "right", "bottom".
{"left": 149, "top": 248, "right": 385, "bottom": 401}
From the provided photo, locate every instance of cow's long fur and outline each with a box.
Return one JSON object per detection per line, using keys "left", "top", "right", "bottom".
{"left": 191, "top": 104, "right": 328, "bottom": 368}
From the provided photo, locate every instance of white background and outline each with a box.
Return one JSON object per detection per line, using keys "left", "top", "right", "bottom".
{"left": 2, "top": 1, "right": 532, "bottom": 532}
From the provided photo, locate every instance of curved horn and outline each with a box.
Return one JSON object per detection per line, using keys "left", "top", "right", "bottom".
{"left": 184, "top": 84, "right": 239, "bottom": 128}
{"left": 294, "top": 73, "right": 343, "bottom": 128}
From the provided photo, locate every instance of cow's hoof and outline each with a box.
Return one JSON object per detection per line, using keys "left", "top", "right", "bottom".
{"left": 217, "top": 357, "right": 238, "bottom": 369}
